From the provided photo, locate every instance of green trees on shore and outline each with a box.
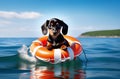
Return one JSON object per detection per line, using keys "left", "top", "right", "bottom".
{"left": 80, "top": 29, "right": 120, "bottom": 37}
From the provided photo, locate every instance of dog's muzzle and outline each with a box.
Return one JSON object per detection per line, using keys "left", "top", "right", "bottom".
{"left": 52, "top": 28, "right": 58, "bottom": 35}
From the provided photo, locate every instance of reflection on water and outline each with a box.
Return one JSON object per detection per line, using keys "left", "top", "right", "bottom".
{"left": 30, "top": 58, "right": 85, "bottom": 79}
{"left": 17, "top": 56, "right": 85, "bottom": 79}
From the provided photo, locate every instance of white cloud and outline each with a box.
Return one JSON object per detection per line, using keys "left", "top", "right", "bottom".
{"left": 0, "top": 20, "right": 13, "bottom": 25}
{"left": 0, "top": 26, "right": 42, "bottom": 37}
{"left": 0, "top": 11, "right": 41, "bottom": 19}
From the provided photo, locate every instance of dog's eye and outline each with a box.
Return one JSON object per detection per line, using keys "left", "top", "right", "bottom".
{"left": 48, "top": 25, "right": 52, "bottom": 29}
{"left": 51, "top": 23, "right": 53, "bottom": 26}
{"left": 56, "top": 23, "right": 59, "bottom": 25}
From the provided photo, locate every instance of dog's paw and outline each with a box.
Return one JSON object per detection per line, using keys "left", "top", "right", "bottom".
{"left": 47, "top": 45, "right": 53, "bottom": 50}
{"left": 47, "top": 42, "right": 53, "bottom": 50}
{"left": 61, "top": 45, "right": 67, "bottom": 50}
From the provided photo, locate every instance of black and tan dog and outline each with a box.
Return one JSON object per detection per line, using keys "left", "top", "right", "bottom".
{"left": 41, "top": 18, "right": 69, "bottom": 50}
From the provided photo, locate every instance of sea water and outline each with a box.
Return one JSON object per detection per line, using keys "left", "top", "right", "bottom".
{"left": 0, "top": 37, "right": 119, "bottom": 79}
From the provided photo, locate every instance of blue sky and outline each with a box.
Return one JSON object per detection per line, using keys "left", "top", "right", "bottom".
{"left": 0, "top": 0, "right": 120, "bottom": 37}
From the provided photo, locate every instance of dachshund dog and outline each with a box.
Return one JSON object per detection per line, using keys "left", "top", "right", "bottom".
{"left": 41, "top": 18, "right": 69, "bottom": 50}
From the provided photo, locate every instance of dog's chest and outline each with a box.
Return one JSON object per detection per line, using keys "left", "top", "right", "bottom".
{"left": 52, "top": 41, "right": 60, "bottom": 46}
{"left": 48, "top": 34, "right": 65, "bottom": 47}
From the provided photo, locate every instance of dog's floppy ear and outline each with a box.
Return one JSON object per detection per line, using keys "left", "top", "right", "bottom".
{"left": 61, "top": 21, "right": 68, "bottom": 35}
{"left": 41, "top": 20, "right": 49, "bottom": 35}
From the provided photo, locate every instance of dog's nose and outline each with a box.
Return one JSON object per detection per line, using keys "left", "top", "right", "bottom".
{"left": 53, "top": 30, "right": 57, "bottom": 35}
{"left": 53, "top": 31, "right": 57, "bottom": 35}
{"left": 52, "top": 28, "right": 57, "bottom": 33}
{"left": 53, "top": 32, "right": 57, "bottom": 35}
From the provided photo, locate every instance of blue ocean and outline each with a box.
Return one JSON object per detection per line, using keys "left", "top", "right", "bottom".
{"left": 0, "top": 37, "right": 120, "bottom": 79}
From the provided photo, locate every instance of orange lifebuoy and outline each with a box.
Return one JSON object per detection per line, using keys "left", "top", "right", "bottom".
{"left": 30, "top": 35, "right": 82, "bottom": 64}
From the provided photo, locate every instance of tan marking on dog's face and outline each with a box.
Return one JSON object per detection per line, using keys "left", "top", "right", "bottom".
{"left": 49, "top": 29, "right": 61, "bottom": 39}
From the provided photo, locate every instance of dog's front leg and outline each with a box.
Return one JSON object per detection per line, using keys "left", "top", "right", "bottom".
{"left": 61, "top": 45, "right": 67, "bottom": 50}
{"left": 47, "top": 42, "right": 53, "bottom": 50}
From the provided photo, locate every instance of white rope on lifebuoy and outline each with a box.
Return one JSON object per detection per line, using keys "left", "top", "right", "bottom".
{"left": 70, "top": 41, "right": 81, "bottom": 46}
{"left": 32, "top": 40, "right": 43, "bottom": 45}
{"left": 54, "top": 49, "right": 61, "bottom": 64}
{"left": 67, "top": 41, "right": 81, "bottom": 60}
{"left": 67, "top": 47, "right": 74, "bottom": 60}
{"left": 30, "top": 40, "right": 43, "bottom": 56}
{"left": 32, "top": 46, "right": 42, "bottom": 56}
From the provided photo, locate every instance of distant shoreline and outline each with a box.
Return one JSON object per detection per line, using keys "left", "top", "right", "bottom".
{"left": 79, "top": 36, "right": 120, "bottom": 38}
{"left": 79, "top": 29, "right": 120, "bottom": 38}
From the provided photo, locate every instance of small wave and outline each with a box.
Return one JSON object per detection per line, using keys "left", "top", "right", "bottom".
{"left": 18, "top": 44, "right": 37, "bottom": 63}
{"left": 0, "top": 54, "right": 18, "bottom": 69}
{"left": 0, "top": 54, "right": 18, "bottom": 60}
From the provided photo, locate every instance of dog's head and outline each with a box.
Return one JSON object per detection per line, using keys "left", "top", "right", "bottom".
{"left": 41, "top": 18, "right": 68, "bottom": 37}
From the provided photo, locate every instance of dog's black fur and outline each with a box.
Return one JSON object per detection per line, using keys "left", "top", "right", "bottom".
{"left": 41, "top": 18, "right": 69, "bottom": 50}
